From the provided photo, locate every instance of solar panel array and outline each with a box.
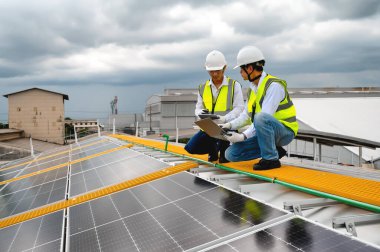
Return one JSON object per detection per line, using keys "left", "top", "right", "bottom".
{"left": 0, "top": 136, "right": 379, "bottom": 252}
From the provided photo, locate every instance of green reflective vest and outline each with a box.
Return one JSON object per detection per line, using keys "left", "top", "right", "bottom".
{"left": 199, "top": 77, "right": 236, "bottom": 115}
{"left": 247, "top": 74, "right": 298, "bottom": 135}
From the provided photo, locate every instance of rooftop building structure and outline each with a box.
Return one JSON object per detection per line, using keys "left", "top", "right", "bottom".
{"left": 3, "top": 88, "right": 69, "bottom": 145}
{"left": 143, "top": 87, "right": 380, "bottom": 167}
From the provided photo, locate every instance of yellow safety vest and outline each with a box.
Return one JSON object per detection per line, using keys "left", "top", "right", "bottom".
{"left": 247, "top": 74, "right": 298, "bottom": 135}
{"left": 199, "top": 77, "right": 236, "bottom": 115}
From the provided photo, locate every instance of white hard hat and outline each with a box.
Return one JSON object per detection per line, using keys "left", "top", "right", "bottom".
{"left": 233, "top": 46, "right": 265, "bottom": 69}
{"left": 205, "top": 50, "right": 227, "bottom": 71}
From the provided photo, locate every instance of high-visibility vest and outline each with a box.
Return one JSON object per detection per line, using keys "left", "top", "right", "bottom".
{"left": 247, "top": 74, "right": 298, "bottom": 135}
{"left": 199, "top": 77, "right": 236, "bottom": 115}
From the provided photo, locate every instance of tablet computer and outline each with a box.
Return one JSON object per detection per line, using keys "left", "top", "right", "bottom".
{"left": 198, "top": 114, "right": 219, "bottom": 120}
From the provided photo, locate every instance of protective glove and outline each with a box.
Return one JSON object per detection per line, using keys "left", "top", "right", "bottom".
{"left": 225, "top": 132, "right": 245, "bottom": 143}
{"left": 218, "top": 122, "right": 231, "bottom": 131}
{"left": 213, "top": 115, "right": 226, "bottom": 124}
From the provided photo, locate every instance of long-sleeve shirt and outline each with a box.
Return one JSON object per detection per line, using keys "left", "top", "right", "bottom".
{"left": 229, "top": 72, "right": 285, "bottom": 138}
{"left": 195, "top": 76, "right": 245, "bottom": 122}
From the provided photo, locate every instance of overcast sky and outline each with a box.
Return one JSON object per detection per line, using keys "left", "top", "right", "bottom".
{"left": 1, "top": 0, "right": 379, "bottom": 120}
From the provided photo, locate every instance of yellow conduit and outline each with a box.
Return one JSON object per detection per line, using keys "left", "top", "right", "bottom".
{"left": 111, "top": 134, "right": 380, "bottom": 207}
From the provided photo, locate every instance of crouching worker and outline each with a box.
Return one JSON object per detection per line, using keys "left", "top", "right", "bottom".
{"left": 185, "top": 50, "right": 244, "bottom": 163}
{"left": 220, "top": 46, "right": 298, "bottom": 170}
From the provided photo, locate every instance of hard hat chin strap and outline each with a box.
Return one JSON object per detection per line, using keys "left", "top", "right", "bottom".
{"left": 248, "top": 73, "right": 261, "bottom": 83}
{"left": 243, "top": 67, "right": 262, "bottom": 83}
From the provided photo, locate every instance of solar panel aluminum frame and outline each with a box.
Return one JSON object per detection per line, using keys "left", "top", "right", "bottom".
{"left": 186, "top": 213, "right": 295, "bottom": 252}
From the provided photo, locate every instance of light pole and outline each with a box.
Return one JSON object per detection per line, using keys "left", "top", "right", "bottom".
{"left": 175, "top": 102, "right": 178, "bottom": 143}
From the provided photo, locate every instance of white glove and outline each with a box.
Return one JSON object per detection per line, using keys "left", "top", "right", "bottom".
{"left": 225, "top": 132, "right": 245, "bottom": 143}
{"left": 213, "top": 115, "right": 226, "bottom": 124}
{"left": 218, "top": 122, "right": 231, "bottom": 130}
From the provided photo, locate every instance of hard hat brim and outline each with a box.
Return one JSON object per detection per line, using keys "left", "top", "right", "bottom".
{"left": 233, "top": 65, "right": 241, "bottom": 70}
{"left": 205, "top": 65, "right": 225, "bottom": 71}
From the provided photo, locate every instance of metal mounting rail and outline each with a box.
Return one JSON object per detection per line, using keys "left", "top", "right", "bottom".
{"left": 283, "top": 198, "right": 341, "bottom": 216}
{"left": 332, "top": 213, "right": 380, "bottom": 237}
{"left": 110, "top": 134, "right": 380, "bottom": 213}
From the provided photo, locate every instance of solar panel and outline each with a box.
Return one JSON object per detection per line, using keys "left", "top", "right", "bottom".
{"left": 0, "top": 139, "right": 125, "bottom": 219}
{"left": 206, "top": 217, "right": 380, "bottom": 252}
{"left": 1, "top": 135, "right": 379, "bottom": 251}
{"left": 0, "top": 210, "right": 63, "bottom": 252}
{"left": 68, "top": 172, "right": 287, "bottom": 251}
{"left": 69, "top": 150, "right": 169, "bottom": 197}
{"left": 0, "top": 155, "right": 36, "bottom": 170}
{"left": 70, "top": 141, "right": 119, "bottom": 157}
{"left": 0, "top": 168, "right": 68, "bottom": 218}
{"left": 0, "top": 139, "right": 112, "bottom": 181}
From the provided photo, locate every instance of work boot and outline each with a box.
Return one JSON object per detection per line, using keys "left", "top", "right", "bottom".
{"left": 277, "top": 146, "right": 287, "bottom": 159}
{"left": 208, "top": 153, "right": 218, "bottom": 162}
{"left": 253, "top": 159, "right": 281, "bottom": 171}
{"left": 218, "top": 152, "right": 229, "bottom": 164}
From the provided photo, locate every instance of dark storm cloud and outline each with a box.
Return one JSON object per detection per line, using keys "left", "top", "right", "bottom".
{"left": 1, "top": 0, "right": 380, "bottom": 117}
{"left": 317, "top": 0, "right": 380, "bottom": 20}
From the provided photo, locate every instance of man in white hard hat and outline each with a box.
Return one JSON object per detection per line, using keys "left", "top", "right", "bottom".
{"left": 185, "top": 50, "right": 244, "bottom": 163}
{"left": 220, "top": 46, "right": 298, "bottom": 170}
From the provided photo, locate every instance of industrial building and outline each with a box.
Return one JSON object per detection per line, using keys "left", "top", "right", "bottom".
{"left": 3, "top": 88, "right": 69, "bottom": 145}
{"left": 143, "top": 89, "right": 198, "bottom": 133}
{"left": 142, "top": 87, "right": 380, "bottom": 168}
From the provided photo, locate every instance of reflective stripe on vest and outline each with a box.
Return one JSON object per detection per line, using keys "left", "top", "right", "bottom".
{"left": 246, "top": 88, "right": 256, "bottom": 122}
{"left": 255, "top": 74, "right": 298, "bottom": 135}
{"left": 199, "top": 77, "right": 235, "bottom": 115}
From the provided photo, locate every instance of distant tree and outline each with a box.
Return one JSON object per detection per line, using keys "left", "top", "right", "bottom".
{"left": 0, "top": 123, "right": 9, "bottom": 129}
{"left": 64, "top": 118, "right": 74, "bottom": 141}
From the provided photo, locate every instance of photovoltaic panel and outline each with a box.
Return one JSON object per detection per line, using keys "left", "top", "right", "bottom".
{"left": 35, "top": 145, "right": 71, "bottom": 159}
{"left": 70, "top": 141, "right": 119, "bottom": 157}
{"left": 0, "top": 141, "right": 106, "bottom": 180}
{"left": 69, "top": 150, "right": 168, "bottom": 197}
{"left": 0, "top": 167, "right": 68, "bottom": 219}
{"left": 68, "top": 172, "right": 287, "bottom": 251}
{"left": 0, "top": 140, "right": 121, "bottom": 217}
{"left": 0, "top": 210, "right": 63, "bottom": 252}
{"left": 0, "top": 157, "right": 38, "bottom": 179}
{"left": 207, "top": 217, "right": 380, "bottom": 252}
{"left": 0, "top": 155, "right": 36, "bottom": 170}
{"left": 14, "top": 155, "right": 70, "bottom": 178}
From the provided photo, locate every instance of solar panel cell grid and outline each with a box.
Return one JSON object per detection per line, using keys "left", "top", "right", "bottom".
{"left": 70, "top": 148, "right": 139, "bottom": 175}
{"left": 0, "top": 211, "right": 63, "bottom": 252}
{"left": 69, "top": 152, "right": 169, "bottom": 197}
{"left": 70, "top": 229, "right": 101, "bottom": 252}
{"left": 68, "top": 172, "right": 287, "bottom": 252}
{"left": 16, "top": 156, "right": 69, "bottom": 177}
{"left": 97, "top": 220, "right": 139, "bottom": 252}
{"left": 2, "top": 136, "right": 379, "bottom": 251}
{"left": 0, "top": 156, "right": 36, "bottom": 170}
{"left": 25, "top": 240, "right": 62, "bottom": 252}
{"left": 70, "top": 142, "right": 119, "bottom": 157}
{"left": 208, "top": 218, "right": 380, "bottom": 252}
{"left": 0, "top": 170, "right": 67, "bottom": 219}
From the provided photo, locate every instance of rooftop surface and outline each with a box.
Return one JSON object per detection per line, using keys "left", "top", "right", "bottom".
{"left": 0, "top": 134, "right": 379, "bottom": 251}
{"left": 293, "top": 97, "right": 380, "bottom": 160}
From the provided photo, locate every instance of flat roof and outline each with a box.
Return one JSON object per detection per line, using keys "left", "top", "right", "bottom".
{"left": 296, "top": 129, "right": 380, "bottom": 149}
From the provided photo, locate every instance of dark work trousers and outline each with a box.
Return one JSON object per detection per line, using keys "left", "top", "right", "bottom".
{"left": 184, "top": 130, "right": 230, "bottom": 158}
